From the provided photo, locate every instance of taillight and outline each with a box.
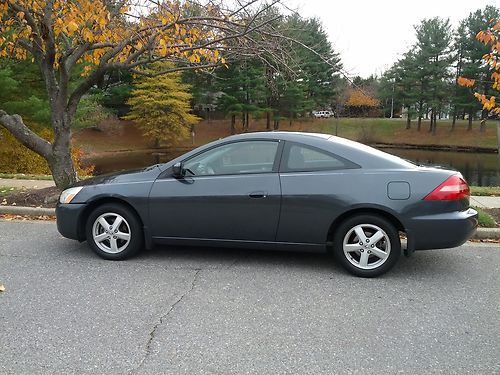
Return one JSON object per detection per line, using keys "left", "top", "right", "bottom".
{"left": 423, "top": 175, "right": 470, "bottom": 201}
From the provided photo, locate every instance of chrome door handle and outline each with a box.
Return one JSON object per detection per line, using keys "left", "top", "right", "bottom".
{"left": 249, "top": 191, "right": 268, "bottom": 198}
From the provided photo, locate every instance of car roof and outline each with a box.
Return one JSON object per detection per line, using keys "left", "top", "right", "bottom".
{"left": 222, "top": 131, "right": 416, "bottom": 169}
{"left": 223, "top": 131, "right": 333, "bottom": 142}
{"left": 162, "top": 131, "right": 416, "bottom": 171}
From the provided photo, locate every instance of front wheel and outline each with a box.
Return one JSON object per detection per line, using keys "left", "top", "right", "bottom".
{"left": 333, "top": 215, "right": 400, "bottom": 277}
{"left": 85, "top": 203, "right": 143, "bottom": 260}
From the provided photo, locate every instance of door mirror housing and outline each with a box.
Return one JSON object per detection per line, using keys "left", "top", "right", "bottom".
{"left": 172, "top": 162, "right": 184, "bottom": 178}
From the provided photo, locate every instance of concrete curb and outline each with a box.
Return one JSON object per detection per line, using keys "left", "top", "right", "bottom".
{"left": 0, "top": 205, "right": 499, "bottom": 239}
{"left": 0, "top": 206, "right": 56, "bottom": 216}
{"left": 474, "top": 228, "right": 500, "bottom": 240}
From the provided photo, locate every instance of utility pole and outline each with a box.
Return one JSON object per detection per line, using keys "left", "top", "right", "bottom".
{"left": 390, "top": 80, "right": 395, "bottom": 119}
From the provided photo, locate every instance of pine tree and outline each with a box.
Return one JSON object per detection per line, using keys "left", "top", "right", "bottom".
{"left": 414, "top": 17, "right": 453, "bottom": 134}
{"left": 125, "top": 63, "right": 199, "bottom": 147}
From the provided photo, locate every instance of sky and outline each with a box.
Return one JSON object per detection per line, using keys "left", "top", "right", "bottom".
{"left": 288, "top": 0, "right": 495, "bottom": 78}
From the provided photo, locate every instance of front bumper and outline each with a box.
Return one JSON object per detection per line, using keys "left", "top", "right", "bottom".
{"left": 406, "top": 208, "right": 478, "bottom": 251}
{"left": 56, "top": 203, "right": 87, "bottom": 241}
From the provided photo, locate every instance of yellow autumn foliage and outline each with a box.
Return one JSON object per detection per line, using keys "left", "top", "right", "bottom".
{"left": 0, "top": 0, "right": 223, "bottom": 74}
{"left": 346, "top": 89, "right": 380, "bottom": 108}
{"left": 458, "top": 19, "right": 500, "bottom": 114}
{"left": 0, "top": 128, "right": 93, "bottom": 176}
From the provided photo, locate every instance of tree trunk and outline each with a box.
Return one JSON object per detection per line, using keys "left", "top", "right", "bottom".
{"left": 48, "top": 149, "right": 77, "bottom": 189}
{"left": 480, "top": 109, "right": 488, "bottom": 132}
{"left": 406, "top": 115, "right": 411, "bottom": 130}
{"left": 273, "top": 119, "right": 279, "bottom": 130}
{"left": 429, "top": 110, "right": 433, "bottom": 132}
{"left": 451, "top": 110, "right": 456, "bottom": 131}
{"left": 245, "top": 112, "right": 250, "bottom": 131}
{"left": 266, "top": 112, "right": 271, "bottom": 130}
{"left": 496, "top": 120, "right": 500, "bottom": 156}
{"left": 432, "top": 112, "right": 437, "bottom": 135}
{"left": 0, "top": 110, "right": 77, "bottom": 189}
{"left": 231, "top": 114, "right": 236, "bottom": 135}
{"left": 467, "top": 111, "right": 473, "bottom": 131}
{"left": 417, "top": 117, "right": 422, "bottom": 131}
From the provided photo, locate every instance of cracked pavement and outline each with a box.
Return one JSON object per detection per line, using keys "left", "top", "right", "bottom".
{"left": 0, "top": 220, "right": 499, "bottom": 374}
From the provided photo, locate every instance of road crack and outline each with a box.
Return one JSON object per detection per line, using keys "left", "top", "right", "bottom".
{"left": 129, "top": 268, "right": 202, "bottom": 374}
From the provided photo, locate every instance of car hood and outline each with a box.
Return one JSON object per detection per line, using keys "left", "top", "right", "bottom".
{"left": 72, "top": 165, "right": 162, "bottom": 187}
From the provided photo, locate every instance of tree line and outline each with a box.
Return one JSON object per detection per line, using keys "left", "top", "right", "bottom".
{"left": 0, "top": 1, "right": 497, "bottom": 188}
{"left": 377, "top": 5, "right": 499, "bottom": 133}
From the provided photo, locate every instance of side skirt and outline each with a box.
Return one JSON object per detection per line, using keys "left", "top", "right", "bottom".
{"left": 152, "top": 236, "right": 326, "bottom": 253}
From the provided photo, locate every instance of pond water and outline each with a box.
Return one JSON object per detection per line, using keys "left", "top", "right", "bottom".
{"left": 85, "top": 147, "right": 500, "bottom": 187}
{"left": 380, "top": 148, "right": 499, "bottom": 187}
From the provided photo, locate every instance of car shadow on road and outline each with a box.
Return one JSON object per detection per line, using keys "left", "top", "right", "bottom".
{"left": 130, "top": 244, "right": 465, "bottom": 279}
{"left": 67, "top": 238, "right": 470, "bottom": 279}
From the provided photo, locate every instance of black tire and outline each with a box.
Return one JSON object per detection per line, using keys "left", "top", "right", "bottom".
{"left": 85, "top": 203, "right": 143, "bottom": 260}
{"left": 332, "top": 214, "right": 400, "bottom": 277}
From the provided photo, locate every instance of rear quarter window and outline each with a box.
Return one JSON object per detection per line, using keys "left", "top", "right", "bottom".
{"left": 281, "top": 143, "right": 360, "bottom": 172}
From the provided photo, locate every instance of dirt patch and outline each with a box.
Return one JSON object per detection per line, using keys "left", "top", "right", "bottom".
{"left": 0, "top": 186, "right": 61, "bottom": 208}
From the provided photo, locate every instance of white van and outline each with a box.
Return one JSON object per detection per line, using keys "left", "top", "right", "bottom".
{"left": 312, "top": 110, "right": 333, "bottom": 118}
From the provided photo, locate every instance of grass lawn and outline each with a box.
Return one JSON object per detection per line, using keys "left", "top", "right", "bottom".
{"left": 0, "top": 187, "right": 20, "bottom": 197}
{"left": 0, "top": 173, "right": 53, "bottom": 180}
{"left": 73, "top": 117, "right": 499, "bottom": 154}
{"left": 318, "top": 118, "right": 499, "bottom": 149}
{"left": 470, "top": 186, "right": 500, "bottom": 196}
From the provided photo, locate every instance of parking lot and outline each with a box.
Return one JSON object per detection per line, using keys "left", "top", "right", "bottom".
{"left": 0, "top": 220, "right": 499, "bottom": 374}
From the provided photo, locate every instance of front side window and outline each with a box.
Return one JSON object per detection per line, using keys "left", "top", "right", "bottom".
{"left": 183, "top": 141, "right": 279, "bottom": 176}
{"left": 282, "top": 143, "right": 359, "bottom": 172}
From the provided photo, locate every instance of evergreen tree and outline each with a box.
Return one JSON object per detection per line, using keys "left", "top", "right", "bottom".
{"left": 125, "top": 63, "right": 199, "bottom": 147}
{"left": 0, "top": 59, "right": 50, "bottom": 124}
{"left": 415, "top": 17, "right": 453, "bottom": 134}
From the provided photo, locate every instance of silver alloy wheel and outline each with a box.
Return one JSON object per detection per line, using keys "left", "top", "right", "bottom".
{"left": 342, "top": 223, "right": 391, "bottom": 270}
{"left": 91, "top": 212, "right": 131, "bottom": 254}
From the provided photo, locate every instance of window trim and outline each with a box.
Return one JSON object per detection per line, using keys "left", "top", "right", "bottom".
{"left": 178, "top": 139, "right": 284, "bottom": 178}
{"left": 279, "top": 141, "right": 361, "bottom": 173}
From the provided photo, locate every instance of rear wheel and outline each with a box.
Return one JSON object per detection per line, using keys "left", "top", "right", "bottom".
{"left": 333, "top": 214, "right": 400, "bottom": 277}
{"left": 85, "top": 203, "right": 143, "bottom": 260}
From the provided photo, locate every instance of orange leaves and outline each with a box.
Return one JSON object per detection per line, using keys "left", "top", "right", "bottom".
{"left": 66, "top": 21, "right": 79, "bottom": 35}
{"left": 0, "top": 0, "right": 223, "bottom": 76}
{"left": 457, "top": 18, "right": 500, "bottom": 115}
{"left": 457, "top": 76, "right": 475, "bottom": 88}
{"left": 474, "top": 93, "right": 497, "bottom": 111}
{"left": 492, "top": 72, "right": 500, "bottom": 90}
{"left": 346, "top": 89, "right": 380, "bottom": 108}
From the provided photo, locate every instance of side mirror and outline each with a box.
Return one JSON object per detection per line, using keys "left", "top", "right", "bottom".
{"left": 172, "top": 162, "right": 184, "bottom": 178}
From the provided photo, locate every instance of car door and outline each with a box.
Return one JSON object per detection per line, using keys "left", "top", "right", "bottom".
{"left": 149, "top": 140, "right": 283, "bottom": 242}
{"left": 277, "top": 141, "right": 361, "bottom": 244}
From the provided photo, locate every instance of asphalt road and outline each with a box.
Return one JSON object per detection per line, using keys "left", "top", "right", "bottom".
{"left": 0, "top": 220, "right": 499, "bottom": 375}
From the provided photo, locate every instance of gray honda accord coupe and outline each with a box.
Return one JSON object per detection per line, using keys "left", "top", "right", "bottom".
{"left": 57, "top": 132, "right": 478, "bottom": 277}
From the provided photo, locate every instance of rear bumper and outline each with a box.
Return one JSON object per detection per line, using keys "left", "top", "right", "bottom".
{"left": 406, "top": 208, "right": 478, "bottom": 251}
{"left": 56, "top": 203, "right": 87, "bottom": 241}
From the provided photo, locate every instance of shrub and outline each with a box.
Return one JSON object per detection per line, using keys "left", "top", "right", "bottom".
{"left": 0, "top": 127, "right": 93, "bottom": 176}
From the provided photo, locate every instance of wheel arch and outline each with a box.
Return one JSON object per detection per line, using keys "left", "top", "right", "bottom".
{"left": 77, "top": 197, "right": 149, "bottom": 247}
{"left": 326, "top": 207, "right": 406, "bottom": 249}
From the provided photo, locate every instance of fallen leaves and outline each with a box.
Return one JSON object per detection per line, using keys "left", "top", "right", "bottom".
{"left": 0, "top": 214, "right": 55, "bottom": 221}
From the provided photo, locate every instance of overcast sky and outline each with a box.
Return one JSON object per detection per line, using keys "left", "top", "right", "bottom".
{"left": 287, "top": 0, "right": 494, "bottom": 78}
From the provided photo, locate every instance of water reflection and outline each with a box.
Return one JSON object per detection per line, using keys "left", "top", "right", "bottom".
{"left": 379, "top": 148, "right": 499, "bottom": 187}
{"left": 84, "top": 147, "right": 500, "bottom": 187}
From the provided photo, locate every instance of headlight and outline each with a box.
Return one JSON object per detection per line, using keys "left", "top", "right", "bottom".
{"left": 59, "top": 187, "right": 83, "bottom": 204}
